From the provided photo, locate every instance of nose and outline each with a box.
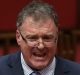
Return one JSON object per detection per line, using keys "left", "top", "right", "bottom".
{"left": 37, "top": 38, "right": 45, "bottom": 49}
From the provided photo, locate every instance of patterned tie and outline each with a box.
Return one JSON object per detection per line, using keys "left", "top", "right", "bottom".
{"left": 30, "top": 71, "right": 41, "bottom": 75}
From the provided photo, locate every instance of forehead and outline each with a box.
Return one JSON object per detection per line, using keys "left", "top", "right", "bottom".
{"left": 20, "top": 17, "right": 58, "bottom": 34}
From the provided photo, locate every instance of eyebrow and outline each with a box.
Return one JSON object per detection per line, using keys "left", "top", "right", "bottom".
{"left": 25, "top": 33, "right": 55, "bottom": 38}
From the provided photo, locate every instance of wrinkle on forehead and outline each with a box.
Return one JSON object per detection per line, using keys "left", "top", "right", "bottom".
{"left": 19, "top": 17, "right": 58, "bottom": 34}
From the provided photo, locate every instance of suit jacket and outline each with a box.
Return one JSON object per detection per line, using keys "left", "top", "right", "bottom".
{"left": 0, "top": 51, "right": 80, "bottom": 75}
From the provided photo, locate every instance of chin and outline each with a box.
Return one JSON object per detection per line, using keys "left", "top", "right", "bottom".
{"left": 30, "top": 64, "right": 47, "bottom": 70}
{"left": 29, "top": 60, "right": 50, "bottom": 70}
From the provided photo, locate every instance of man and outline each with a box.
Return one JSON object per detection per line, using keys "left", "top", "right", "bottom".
{"left": 0, "top": 1, "right": 80, "bottom": 75}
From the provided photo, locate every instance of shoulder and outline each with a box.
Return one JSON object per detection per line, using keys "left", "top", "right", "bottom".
{"left": 0, "top": 51, "right": 20, "bottom": 67}
{"left": 56, "top": 57, "right": 80, "bottom": 72}
{"left": 61, "top": 58, "right": 80, "bottom": 68}
{"left": 0, "top": 54, "right": 11, "bottom": 65}
{"left": 0, "top": 54, "right": 13, "bottom": 73}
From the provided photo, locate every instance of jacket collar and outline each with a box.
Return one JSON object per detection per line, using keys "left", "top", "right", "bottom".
{"left": 7, "top": 51, "right": 24, "bottom": 75}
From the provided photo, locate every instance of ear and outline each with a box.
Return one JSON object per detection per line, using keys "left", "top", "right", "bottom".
{"left": 16, "top": 29, "right": 22, "bottom": 45}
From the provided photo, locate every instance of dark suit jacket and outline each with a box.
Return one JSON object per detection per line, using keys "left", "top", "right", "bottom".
{"left": 0, "top": 51, "right": 80, "bottom": 75}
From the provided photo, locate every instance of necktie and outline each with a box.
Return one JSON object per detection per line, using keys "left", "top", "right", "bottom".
{"left": 30, "top": 71, "right": 41, "bottom": 75}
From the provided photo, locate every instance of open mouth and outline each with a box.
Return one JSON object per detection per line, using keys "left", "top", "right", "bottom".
{"left": 31, "top": 48, "right": 48, "bottom": 60}
{"left": 33, "top": 52, "right": 46, "bottom": 57}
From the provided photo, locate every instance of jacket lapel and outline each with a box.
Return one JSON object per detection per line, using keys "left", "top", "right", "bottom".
{"left": 7, "top": 51, "right": 24, "bottom": 75}
{"left": 54, "top": 57, "right": 70, "bottom": 75}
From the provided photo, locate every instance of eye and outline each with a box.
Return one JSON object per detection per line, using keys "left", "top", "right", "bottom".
{"left": 27, "top": 36, "right": 38, "bottom": 41}
{"left": 42, "top": 35, "right": 54, "bottom": 42}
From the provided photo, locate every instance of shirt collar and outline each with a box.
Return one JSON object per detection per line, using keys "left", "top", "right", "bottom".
{"left": 21, "top": 53, "right": 33, "bottom": 75}
{"left": 21, "top": 53, "right": 56, "bottom": 75}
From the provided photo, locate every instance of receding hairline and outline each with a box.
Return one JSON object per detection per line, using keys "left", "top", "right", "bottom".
{"left": 16, "top": 1, "right": 58, "bottom": 28}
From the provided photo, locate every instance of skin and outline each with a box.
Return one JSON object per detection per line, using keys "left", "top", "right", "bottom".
{"left": 16, "top": 16, "right": 58, "bottom": 70}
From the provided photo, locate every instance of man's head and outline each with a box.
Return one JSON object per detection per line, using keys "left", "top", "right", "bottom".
{"left": 16, "top": 1, "right": 58, "bottom": 70}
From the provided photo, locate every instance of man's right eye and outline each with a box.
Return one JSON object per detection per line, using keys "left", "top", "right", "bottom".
{"left": 27, "top": 36, "right": 38, "bottom": 41}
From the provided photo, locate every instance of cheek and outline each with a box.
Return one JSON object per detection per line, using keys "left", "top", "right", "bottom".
{"left": 20, "top": 44, "right": 33, "bottom": 59}
{"left": 48, "top": 46, "right": 57, "bottom": 57}
{"left": 21, "top": 44, "right": 31, "bottom": 54}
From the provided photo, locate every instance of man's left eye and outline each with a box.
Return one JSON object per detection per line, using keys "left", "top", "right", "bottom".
{"left": 43, "top": 36, "right": 54, "bottom": 41}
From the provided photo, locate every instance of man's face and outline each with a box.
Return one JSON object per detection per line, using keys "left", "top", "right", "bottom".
{"left": 16, "top": 17, "right": 58, "bottom": 70}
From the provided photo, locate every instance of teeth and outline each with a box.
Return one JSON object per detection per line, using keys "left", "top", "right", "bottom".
{"left": 33, "top": 53, "right": 46, "bottom": 57}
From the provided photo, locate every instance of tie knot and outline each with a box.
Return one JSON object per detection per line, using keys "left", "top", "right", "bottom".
{"left": 30, "top": 71, "right": 41, "bottom": 75}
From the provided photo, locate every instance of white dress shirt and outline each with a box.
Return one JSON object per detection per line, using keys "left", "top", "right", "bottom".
{"left": 21, "top": 53, "right": 56, "bottom": 75}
